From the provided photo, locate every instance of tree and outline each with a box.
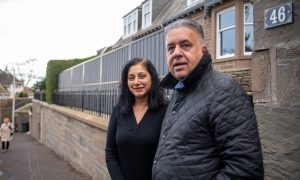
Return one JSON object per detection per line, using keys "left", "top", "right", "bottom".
{"left": 7, "top": 59, "right": 44, "bottom": 87}
{"left": 32, "top": 78, "right": 46, "bottom": 91}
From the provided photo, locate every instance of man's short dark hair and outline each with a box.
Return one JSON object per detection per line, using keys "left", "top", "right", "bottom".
{"left": 164, "top": 19, "right": 205, "bottom": 42}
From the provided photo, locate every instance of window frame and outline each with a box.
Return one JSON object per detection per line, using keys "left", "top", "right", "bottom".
{"left": 123, "top": 18, "right": 127, "bottom": 37}
{"left": 123, "top": 9, "right": 138, "bottom": 38}
{"left": 187, "top": 0, "right": 203, "bottom": 7}
{"left": 142, "top": 0, "right": 152, "bottom": 29}
{"left": 216, "top": 6, "right": 236, "bottom": 59}
{"left": 244, "top": 3, "right": 254, "bottom": 55}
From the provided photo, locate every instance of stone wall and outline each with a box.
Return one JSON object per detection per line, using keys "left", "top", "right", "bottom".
{"left": 255, "top": 104, "right": 300, "bottom": 180}
{"left": 222, "top": 69, "right": 251, "bottom": 92}
{"left": 252, "top": 0, "right": 300, "bottom": 179}
{"left": 31, "top": 100, "right": 41, "bottom": 141}
{"left": 252, "top": 0, "right": 300, "bottom": 104}
{"left": 32, "top": 100, "right": 110, "bottom": 180}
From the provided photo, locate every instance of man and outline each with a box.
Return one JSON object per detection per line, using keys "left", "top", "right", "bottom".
{"left": 152, "top": 19, "right": 264, "bottom": 179}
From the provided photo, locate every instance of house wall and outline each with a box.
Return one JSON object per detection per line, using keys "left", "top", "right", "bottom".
{"left": 184, "top": 0, "right": 253, "bottom": 92}
{"left": 8, "top": 83, "right": 24, "bottom": 98}
{"left": 251, "top": 1, "right": 300, "bottom": 179}
{"left": 32, "top": 100, "right": 110, "bottom": 180}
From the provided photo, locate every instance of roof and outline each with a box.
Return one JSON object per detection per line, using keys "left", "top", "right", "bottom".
{"left": 111, "top": 0, "right": 225, "bottom": 49}
{"left": 23, "top": 87, "right": 34, "bottom": 96}
{"left": 112, "top": 0, "right": 186, "bottom": 49}
{"left": 132, "top": 0, "right": 187, "bottom": 40}
{"left": 0, "top": 69, "right": 23, "bottom": 85}
{"left": 15, "top": 103, "right": 32, "bottom": 113}
{"left": 0, "top": 83, "right": 9, "bottom": 94}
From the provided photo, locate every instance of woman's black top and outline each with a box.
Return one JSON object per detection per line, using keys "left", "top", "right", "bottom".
{"left": 105, "top": 105, "right": 167, "bottom": 180}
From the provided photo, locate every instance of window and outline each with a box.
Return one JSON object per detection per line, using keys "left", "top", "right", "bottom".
{"left": 244, "top": 3, "right": 254, "bottom": 55}
{"left": 187, "top": 0, "right": 203, "bottom": 7}
{"left": 217, "top": 7, "right": 236, "bottom": 58}
{"left": 128, "top": 15, "right": 132, "bottom": 35}
{"left": 124, "top": 18, "right": 127, "bottom": 37}
{"left": 133, "top": 12, "right": 137, "bottom": 32}
{"left": 142, "top": 1, "right": 151, "bottom": 28}
{"left": 123, "top": 10, "right": 138, "bottom": 38}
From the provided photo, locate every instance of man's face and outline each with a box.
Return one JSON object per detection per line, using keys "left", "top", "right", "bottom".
{"left": 166, "top": 27, "right": 206, "bottom": 81}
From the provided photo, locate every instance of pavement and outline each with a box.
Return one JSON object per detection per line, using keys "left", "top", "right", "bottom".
{"left": 0, "top": 133, "right": 90, "bottom": 180}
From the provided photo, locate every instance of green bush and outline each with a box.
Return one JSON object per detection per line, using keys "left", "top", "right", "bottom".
{"left": 18, "top": 92, "right": 23, "bottom": 97}
{"left": 18, "top": 92, "right": 28, "bottom": 98}
{"left": 45, "top": 55, "right": 96, "bottom": 104}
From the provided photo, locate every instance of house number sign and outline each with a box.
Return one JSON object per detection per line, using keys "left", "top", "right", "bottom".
{"left": 264, "top": 2, "right": 293, "bottom": 29}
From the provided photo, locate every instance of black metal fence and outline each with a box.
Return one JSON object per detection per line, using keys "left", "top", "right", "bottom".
{"left": 54, "top": 89, "right": 119, "bottom": 118}
{"left": 34, "top": 91, "right": 46, "bottom": 102}
{"left": 34, "top": 89, "right": 173, "bottom": 119}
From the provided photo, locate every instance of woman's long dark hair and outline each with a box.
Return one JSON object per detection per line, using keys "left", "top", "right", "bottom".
{"left": 118, "top": 58, "right": 165, "bottom": 113}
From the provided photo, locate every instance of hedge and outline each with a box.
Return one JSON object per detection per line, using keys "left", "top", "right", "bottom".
{"left": 45, "top": 55, "right": 96, "bottom": 104}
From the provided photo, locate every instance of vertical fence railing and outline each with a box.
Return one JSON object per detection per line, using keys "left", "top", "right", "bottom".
{"left": 34, "top": 91, "right": 46, "bottom": 102}
{"left": 54, "top": 89, "right": 119, "bottom": 118}
{"left": 39, "top": 88, "right": 174, "bottom": 119}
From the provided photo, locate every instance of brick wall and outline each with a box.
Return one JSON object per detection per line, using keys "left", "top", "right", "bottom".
{"left": 32, "top": 100, "right": 110, "bottom": 180}
{"left": 222, "top": 69, "right": 252, "bottom": 92}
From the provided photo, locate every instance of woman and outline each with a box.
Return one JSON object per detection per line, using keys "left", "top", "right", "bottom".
{"left": 105, "top": 58, "right": 167, "bottom": 180}
{"left": 1, "top": 117, "right": 13, "bottom": 152}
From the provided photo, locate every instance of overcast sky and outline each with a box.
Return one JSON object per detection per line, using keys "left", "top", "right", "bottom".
{"left": 0, "top": 0, "right": 142, "bottom": 82}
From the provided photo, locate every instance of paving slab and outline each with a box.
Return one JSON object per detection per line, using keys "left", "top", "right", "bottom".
{"left": 0, "top": 133, "right": 90, "bottom": 180}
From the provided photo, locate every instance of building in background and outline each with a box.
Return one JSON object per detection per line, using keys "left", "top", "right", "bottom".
{"left": 0, "top": 68, "right": 33, "bottom": 127}
{"left": 0, "top": 69, "right": 24, "bottom": 98}
{"left": 0, "top": 83, "right": 10, "bottom": 99}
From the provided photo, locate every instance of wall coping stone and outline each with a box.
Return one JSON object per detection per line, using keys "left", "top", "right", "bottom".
{"left": 33, "top": 99, "right": 108, "bottom": 131}
{"left": 219, "top": 68, "right": 251, "bottom": 73}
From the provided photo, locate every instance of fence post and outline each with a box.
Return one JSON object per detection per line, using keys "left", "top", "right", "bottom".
{"left": 81, "top": 90, "right": 84, "bottom": 112}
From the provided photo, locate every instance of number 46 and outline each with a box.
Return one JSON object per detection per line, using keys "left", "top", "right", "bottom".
{"left": 270, "top": 6, "right": 286, "bottom": 24}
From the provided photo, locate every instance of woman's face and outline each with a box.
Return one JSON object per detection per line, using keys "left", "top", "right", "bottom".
{"left": 127, "top": 63, "right": 152, "bottom": 99}
{"left": 4, "top": 118, "right": 9, "bottom": 124}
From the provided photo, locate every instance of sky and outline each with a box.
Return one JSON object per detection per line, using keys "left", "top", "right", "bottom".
{"left": 0, "top": 0, "right": 142, "bottom": 85}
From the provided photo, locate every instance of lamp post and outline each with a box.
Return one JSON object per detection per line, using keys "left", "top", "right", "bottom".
{"left": 12, "top": 68, "right": 16, "bottom": 131}
{"left": 6, "top": 65, "right": 16, "bottom": 131}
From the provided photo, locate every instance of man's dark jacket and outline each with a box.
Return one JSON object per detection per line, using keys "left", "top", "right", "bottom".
{"left": 152, "top": 53, "right": 264, "bottom": 180}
